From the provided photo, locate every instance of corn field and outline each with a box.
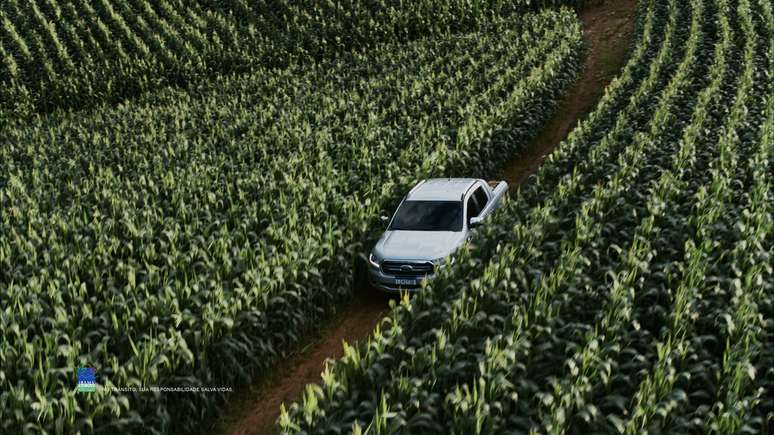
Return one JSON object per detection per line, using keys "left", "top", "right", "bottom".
{"left": 0, "top": 0, "right": 585, "bottom": 118}
{"left": 280, "top": 0, "right": 774, "bottom": 433}
{"left": 0, "top": 6, "right": 583, "bottom": 434}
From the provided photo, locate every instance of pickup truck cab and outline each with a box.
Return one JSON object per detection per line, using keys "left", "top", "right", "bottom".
{"left": 367, "top": 178, "right": 508, "bottom": 293}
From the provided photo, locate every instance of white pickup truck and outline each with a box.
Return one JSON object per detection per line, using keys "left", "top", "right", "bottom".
{"left": 364, "top": 178, "right": 508, "bottom": 293}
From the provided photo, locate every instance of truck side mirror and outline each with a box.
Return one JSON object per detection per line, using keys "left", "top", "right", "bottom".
{"left": 469, "top": 216, "right": 484, "bottom": 228}
{"left": 380, "top": 215, "right": 390, "bottom": 224}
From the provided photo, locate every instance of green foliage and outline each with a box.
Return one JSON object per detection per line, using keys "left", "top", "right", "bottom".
{"left": 0, "top": 9, "right": 583, "bottom": 434}
{"left": 0, "top": 0, "right": 584, "bottom": 117}
{"left": 279, "top": 0, "right": 774, "bottom": 433}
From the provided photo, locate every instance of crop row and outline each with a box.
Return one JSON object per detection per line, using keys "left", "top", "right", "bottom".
{"left": 0, "top": 10, "right": 583, "bottom": 434}
{"left": 0, "top": 0, "right": 243, "bottom": 116}
{"left": 280, "top": 0, "right": 774, "bottom": 433}
{"left": 205, "top": 0, "right": 592, "bottom": 62}
{"left": 0, "top": 0, "right": 585, "bottom": 118}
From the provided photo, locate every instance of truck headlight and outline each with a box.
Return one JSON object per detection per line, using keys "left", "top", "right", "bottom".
{"left": 368, "top": 253, "right": 381, "bottom": 268}
{"left": 433, "top": 256, "right": 455, "bottom": 268}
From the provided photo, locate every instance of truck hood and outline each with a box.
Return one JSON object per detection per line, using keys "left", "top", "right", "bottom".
{"left": 373, "top": 230, "right": 466, "bottom": 262}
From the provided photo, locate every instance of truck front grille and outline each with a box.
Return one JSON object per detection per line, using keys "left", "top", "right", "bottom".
{"left": 380, "top": 261, "right": 434, "bottom": 276}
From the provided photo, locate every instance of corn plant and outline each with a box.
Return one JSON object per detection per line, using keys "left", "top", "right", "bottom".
{"left": 0, "top": 0, "right": 584, "bottom": 118}
{"left": 0, "top": 9, "right": 583, "bottom": 434}
{"left": 280, "top": 0, "right": 774, "bottom": 433}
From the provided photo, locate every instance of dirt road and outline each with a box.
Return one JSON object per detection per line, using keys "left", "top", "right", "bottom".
{"left": 217, "top": 1, "right": 637, "bottom": 433}
{"left": 502, "top": 0, "right": 638, "bottom": 186}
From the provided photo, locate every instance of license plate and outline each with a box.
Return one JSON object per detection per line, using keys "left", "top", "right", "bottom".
{"left": 395, "top": 279, "right": 417, "bottom": 286}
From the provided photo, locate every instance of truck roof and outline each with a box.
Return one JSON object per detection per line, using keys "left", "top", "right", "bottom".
{"left": 406, "top": 178, "right": 479, "bottom": 201}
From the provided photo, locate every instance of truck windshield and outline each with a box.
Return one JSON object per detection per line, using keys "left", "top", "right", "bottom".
{"left": 389, "top": 201, "right": 462, "bottom": 232}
